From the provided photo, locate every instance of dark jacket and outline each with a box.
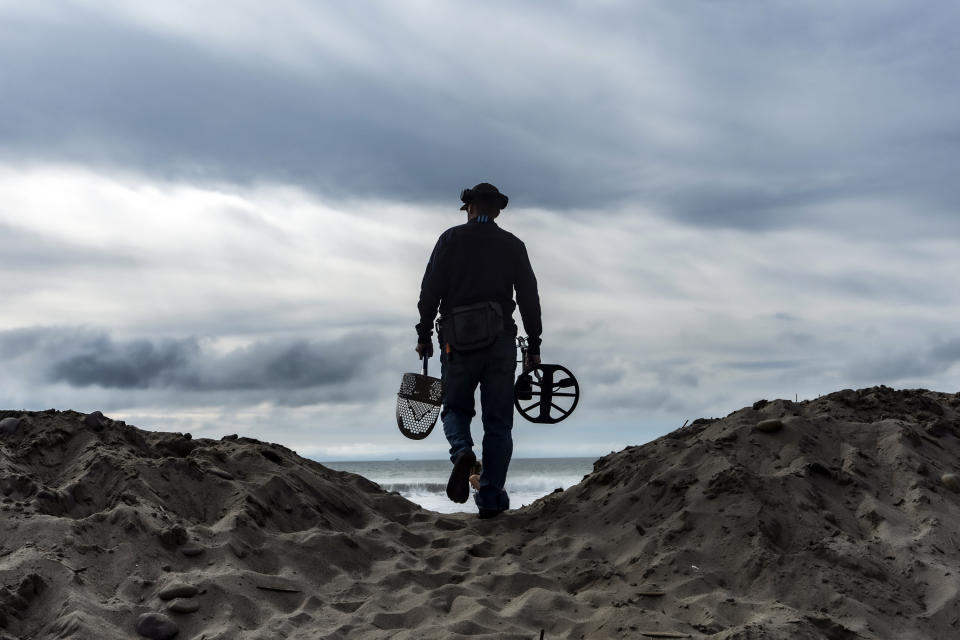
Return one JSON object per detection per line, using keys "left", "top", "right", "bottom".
{"left": 416, "top": 218, "right": 542, "bottom": 354}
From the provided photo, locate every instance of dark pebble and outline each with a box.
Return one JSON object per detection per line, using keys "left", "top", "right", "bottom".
{"left": 0, "top": 417, "right": 21, "bottom": 436}
{"left": 180, "top": 543, "right": 205, "bottom": 557}
{"left": 942, "top": 473, "right": 960, "bottom": 493}
{"left": 135, "top": 612, "right": 179, "bottom": 639}
{"left": 158, "top": 584, "right": 198, "bottom": 600}
{"left": 207, "top": 466, "right": 234, "bottom": 481}
{"left": 260, "top": 448, "right": 283, "bottom": 464}
{"left": 756, "top": 418, "right": 784, "bottom": 433}
{"left": 35, "top": 489, "right": 57, "bottom": 501}
{"left": 167, "top": 598, "right": 200, "bottom": 614}
{"left": 159, "top": 526, "right": 188, "bottom": 549}
{"left": 83, "top": 411, "right": 106, "bottom": 430}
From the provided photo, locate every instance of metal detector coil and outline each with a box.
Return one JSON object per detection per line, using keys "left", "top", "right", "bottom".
{"left": 514, "top": 338, "right": 580, "bottom": 424}
{"left": 396, "top": 356, "right": 443, "bottom": 439}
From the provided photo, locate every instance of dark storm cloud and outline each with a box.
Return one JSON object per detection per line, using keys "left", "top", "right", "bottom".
{"left": 0, "top": 8, "right": 625, "bottom": 210}
{"left": 50, "top": 335, "right": 197, "bottom": 389}
{"left": 0, "top": 327, "right": 385, "bottom": 397}
{"left": 178, "top": 337, "right": 379, "bottom": 392}
{"left": 2, "top": 2, "right": 958, "bottom": 225}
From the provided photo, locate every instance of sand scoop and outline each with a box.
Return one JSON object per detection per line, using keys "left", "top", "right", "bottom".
{"left": 396, "top": 355, "right": 443, "bottom": 440}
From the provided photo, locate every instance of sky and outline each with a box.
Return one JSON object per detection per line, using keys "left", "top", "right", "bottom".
{"left": 1, "top": 1, "right": 959, "bottom": 461}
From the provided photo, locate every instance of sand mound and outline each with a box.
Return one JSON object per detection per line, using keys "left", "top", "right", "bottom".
{"left": 525, "top": 386, "right": 960, "bottom": 639}
{"left": 2, "top": 386, "right": 960, "bottom": 639}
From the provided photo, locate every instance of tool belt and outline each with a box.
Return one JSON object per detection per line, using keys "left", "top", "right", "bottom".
{"left": 437, "top": 301, "right": 504, "bottom": 352}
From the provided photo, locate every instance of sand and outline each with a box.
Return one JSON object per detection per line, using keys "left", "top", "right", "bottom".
{"left": 2, "top": 385, "right": 960, "bottom": 638}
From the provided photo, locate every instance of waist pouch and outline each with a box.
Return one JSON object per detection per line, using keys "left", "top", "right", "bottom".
{"left": 438, "top": 301, "right": 504, "bottom": 352}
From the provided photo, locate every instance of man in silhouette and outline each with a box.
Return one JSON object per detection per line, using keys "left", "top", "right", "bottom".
{"left": 416, "top": 183, "right": 542, "bottom": 519}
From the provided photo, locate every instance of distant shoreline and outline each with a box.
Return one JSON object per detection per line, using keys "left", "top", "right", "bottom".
{"left": 316, "top": 454, "right": 599, "bottom": 464}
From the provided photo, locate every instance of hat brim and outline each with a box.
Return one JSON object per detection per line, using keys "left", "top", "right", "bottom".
{"left": 459, "top": 193, "right": 509, "bottom": 211}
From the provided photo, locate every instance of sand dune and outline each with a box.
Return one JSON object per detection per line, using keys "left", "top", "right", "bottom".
{"left": 2, "top": 386, "right": 960, "bottom": 638}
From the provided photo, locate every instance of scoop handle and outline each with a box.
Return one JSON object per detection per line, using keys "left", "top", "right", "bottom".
{"left": 421, "top": 354, "right": 428, "bottom": 376}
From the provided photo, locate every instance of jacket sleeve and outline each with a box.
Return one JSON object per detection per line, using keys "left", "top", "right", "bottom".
{"left": 415, "top": 235, "right": 446, "bottom": 344}
{"left": 514, "top": 241, "right": 542, "bottom": 354}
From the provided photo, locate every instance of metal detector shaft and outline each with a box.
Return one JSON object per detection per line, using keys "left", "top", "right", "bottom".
{"left": 517, "top": 336, "right": 529, "bottom": 371}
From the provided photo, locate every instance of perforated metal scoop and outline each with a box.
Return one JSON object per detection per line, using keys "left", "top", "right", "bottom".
{"left": 396, "top": 356, "right": 443, "bottom": 440}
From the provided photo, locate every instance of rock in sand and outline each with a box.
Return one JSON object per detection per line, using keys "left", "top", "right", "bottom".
{"left": 942, "top": 473, "right": 960, "bottom": 493}
{"left": 135, "top": 612, "right": 179, "bottom": 639}
{"left": 167, "top": 598, "right": 200, "bottom": 614}
{"left": 0, "top": 416, "right": 21, "bottom": 436}
{"left": 157, "top": 584, "right": 199, "bottom": 600}
{"left": 755, "top": 418, "right": 784, "bottom": 433}
{"left": 83, "top": 411, "right": 107, "bottom": 430}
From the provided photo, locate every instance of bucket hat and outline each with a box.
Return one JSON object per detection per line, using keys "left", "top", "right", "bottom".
{"left": 459, "top": 183, "right": 509, "bottom": 211}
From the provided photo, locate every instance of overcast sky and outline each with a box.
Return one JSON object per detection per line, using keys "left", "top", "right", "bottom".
{"left": 2, "top": 1, "right": 959, "bottom": 460}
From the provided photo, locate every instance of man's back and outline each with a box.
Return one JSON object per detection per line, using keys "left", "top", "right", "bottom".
{"left": 433, "top": 221, "right": 524, "bottom": 311}
{"left": 417, "top": 219, "right": 541, "bottom": 355}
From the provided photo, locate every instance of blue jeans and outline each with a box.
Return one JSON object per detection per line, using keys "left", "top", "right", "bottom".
{"left": 440, "top": 334, "right": 517, "bottom": 512}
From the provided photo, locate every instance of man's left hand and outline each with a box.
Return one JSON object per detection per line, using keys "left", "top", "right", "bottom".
{"left": 523, "top": 353, "right": 541, "bottom": 372}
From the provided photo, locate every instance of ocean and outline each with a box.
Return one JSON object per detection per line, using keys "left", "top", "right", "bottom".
{"left": 322, "top": 457, "right": 596, "bottom": 514}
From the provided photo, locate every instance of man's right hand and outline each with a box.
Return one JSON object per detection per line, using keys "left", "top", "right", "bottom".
{"left": 416, "top": 343, "right": 433, "bottom": 358}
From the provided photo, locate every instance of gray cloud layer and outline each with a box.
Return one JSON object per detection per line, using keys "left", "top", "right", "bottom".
{"left": 1, "top": 327, "right": 385, "bottom": 403}
{"left": 2, "top": 2, "right": 958, "bottom": 227}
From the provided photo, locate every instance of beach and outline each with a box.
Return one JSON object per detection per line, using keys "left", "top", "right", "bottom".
{"left": 323, "top": 458, "right": 595, "bottom": 514}
{"left": 3, "top": 386, "right": 960, "bottom": 638}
